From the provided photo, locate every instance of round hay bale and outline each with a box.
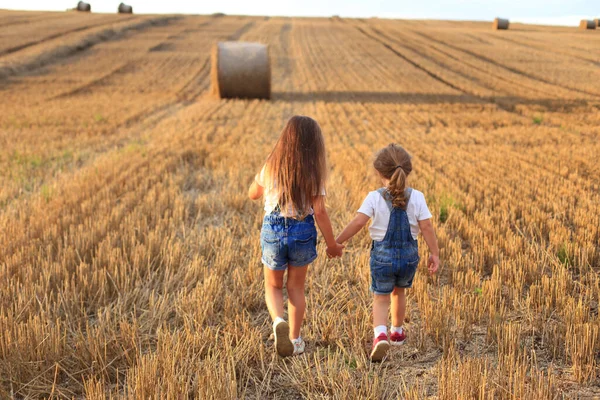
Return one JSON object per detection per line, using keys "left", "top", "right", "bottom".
{"left": 211, "top": 42, "right": 271, "bottom": 100}
{"left": 579, "top": 20, "right": 596, "bottom": 30}
{"left": 493, "top": 18, "right": 509, "bottom": 30}
{"left": 118, "top": 3, "right": 133, "bottom": 14}
{"left": 76, "top": 1, "right": 91, "bottom": 12}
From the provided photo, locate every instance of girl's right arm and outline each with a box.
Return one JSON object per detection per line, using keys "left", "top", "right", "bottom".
{"left": 313, "top": 196, "right": 344, "bottom": 257}
{"left": 336, "top": 213, "right": 370, "bottom": 244}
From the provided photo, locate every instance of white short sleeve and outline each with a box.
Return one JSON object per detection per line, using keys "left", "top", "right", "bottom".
{"left": 357, "top": 192, "right": 377, "bottom": 218}
{"left": 255, "top": 165, "right": 266, "bottom": 187}
{"left": 411, "top": 191, "right": 432, "bottom": 221}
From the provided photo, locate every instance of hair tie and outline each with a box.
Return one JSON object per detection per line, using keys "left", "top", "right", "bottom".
{"left": 395, "top": 165, "right": 402, "bottom": 170}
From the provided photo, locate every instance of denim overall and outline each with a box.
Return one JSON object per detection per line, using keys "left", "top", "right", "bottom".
{"left": 370, "top": 187, "right": 419, "bottom": 294}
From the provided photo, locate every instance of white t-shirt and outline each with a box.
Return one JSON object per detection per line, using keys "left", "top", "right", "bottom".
{"left": 255, "top": 165, "right": 326, "bottom": 217}
{"left": 357, "top": 189, "right": 432, "bottom": 241}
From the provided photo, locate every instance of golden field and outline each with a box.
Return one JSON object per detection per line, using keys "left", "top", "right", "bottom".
{"left": 0, "top": 10, "right": 599, "bottom": 398}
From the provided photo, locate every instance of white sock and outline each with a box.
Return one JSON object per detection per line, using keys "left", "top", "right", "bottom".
{"left": 374, "top": 325, "right": 387, "bottom": 337}
{"left": 292, "top": 336, "right": 302, "bottom": 344}
{"left": 273, "top": 316, "right": 285, "bottom": 326}
{"left": 391, "top": 326, "right": 403, "bottom": 334}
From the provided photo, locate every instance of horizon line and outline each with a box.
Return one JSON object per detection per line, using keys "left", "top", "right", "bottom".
{"left": 0, "top": 7, "right": 595, "bottom": 27}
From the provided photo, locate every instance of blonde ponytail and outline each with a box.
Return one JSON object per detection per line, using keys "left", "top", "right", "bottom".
{"left": 373, "top": 143, "right": 412, "bottom": 209}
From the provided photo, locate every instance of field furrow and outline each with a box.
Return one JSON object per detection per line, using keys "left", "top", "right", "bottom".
{"left": 0, "top": 11, "right": 129, "bottom": 54}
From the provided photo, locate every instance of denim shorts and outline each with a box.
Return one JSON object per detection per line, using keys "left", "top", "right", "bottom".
{"left": 370, "top": 242, "right": 419, "bottom": 294}
{"left": 260, "top": 212, "right": 318, "bottom": 271}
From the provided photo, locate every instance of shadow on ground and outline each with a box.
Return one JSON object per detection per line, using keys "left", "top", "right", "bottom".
{"left": 272, "top": 91, "right": 593, "bottom": 111}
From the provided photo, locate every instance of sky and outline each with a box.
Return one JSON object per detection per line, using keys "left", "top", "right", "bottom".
{"left": 0, "top": 0, "right": 598, "bottom": 26}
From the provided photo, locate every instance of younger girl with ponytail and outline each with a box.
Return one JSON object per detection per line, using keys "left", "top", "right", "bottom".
{"left": 336, "top": 144, "right": 439, "bottom": 361}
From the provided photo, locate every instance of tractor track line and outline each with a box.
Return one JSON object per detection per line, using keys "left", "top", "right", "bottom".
{"left": 50, "top": 61, "right": 135, "bottom": 100}
{"left": 374, "top": 26, "right": 555, "bottom": 99}
{"left": 412, "top": 30, "right": 600, "bottom": 99}
{"left": 349, "top": 23, "right": 474, "bottom": 97}
{"left": 227, "top": 22, "right": 256, "bottom": 41}
{"left": 177, "top": 59, "right": 211, "bottom": 100}
{"left": 0, "top": 16, "right": 138, "bottom": 57}
{"left": 0, "top": 12, "right": 75, "bottom": 29}
{"left": 0, "top": 15, "right": 182, "bottom": 81}
{"left": 344, "top": 19, "right": 592, "bottom": 126}
{"left": 490, "top": 34, "right": 600, "bottom": 68}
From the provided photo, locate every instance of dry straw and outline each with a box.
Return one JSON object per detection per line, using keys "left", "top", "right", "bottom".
{"left": 76, "top": 1, "right": 91, "bottom": 12}
{"left": 493, "top": 18, "right": 509, "bottom": 30}
{"left": 1, "top": 12, "right": 599, "bottom": 397}
{"left": 211, "top": 41, "right": 271, "bottom": 100}
{"left": 118, "top": 3, "right": 133, "bottom": 14}
{"left": 579, "top": 20, "right": 596, "bottom": 30}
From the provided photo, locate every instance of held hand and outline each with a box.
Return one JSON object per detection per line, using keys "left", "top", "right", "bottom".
{"left": 428, "top": 254, "right": 440, "bottom": 275}
{"left": 326, "top": 242, "right": 344, "bottom": 258}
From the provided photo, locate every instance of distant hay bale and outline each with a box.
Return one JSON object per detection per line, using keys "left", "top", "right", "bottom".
{"left": 118, "top": 3, "right": 133, "bottom": 14}
{"left": 579, "top": 20, "right": 596, "bottom": 30}
{"left": 493, "top": 18, "right": 509, "bottom": 30}
{"left": 594, "top": 19, "right": 600, "bottom": 27}
{"left": 76, "top": 1, "right": 91, "bottom": 12}
{"left": 211, "top": 42, "right": 271, "bottom": 100}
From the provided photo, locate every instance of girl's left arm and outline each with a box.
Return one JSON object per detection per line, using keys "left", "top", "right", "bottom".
{"left": 248, "top": 174, "right": 264, "bottom": 200}
{"left": 418, "top": 218, "right": 440, "bottom": 274}
{"left": 313, "top": 196, "right": 344, "bottom": 257}
{"left": 336, "top": 213, "right": 370, "bottom": 244}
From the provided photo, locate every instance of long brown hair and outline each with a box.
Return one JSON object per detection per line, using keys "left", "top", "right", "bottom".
{"left": 265, "top": 115, "right": 327, "bottom": 218}
{"left": 373, "top": 144, "right": 413, "bottom": 209}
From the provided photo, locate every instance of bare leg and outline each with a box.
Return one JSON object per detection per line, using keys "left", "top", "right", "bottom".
{"left": 391, "top": 287, "right": 406, "bottom": 327}
{"left": 264, "top": 267, "right": 285, "bottom": 321}
{"left": 373, "top": 293, "right": 391, "bottom": 328}
{"left": 286, "top": 265, "right": 308, "bottom": 339}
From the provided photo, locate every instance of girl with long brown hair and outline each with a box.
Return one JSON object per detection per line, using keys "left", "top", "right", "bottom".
{"left": 248, "top": 115, "right": 343, "bottom": 357}
{"left": 336, "top": 144, "right": 440, "bottom": 361}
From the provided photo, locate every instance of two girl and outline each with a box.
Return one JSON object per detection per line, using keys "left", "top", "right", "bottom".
{"left": 248, "top": 116, "right": 439, "bottom": 361}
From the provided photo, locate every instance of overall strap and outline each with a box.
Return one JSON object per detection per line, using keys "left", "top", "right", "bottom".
{"left": 404, "top": 187, "right": 413, "bottom": 206}
{"left": 376, "top": 188, "right": 393, "bottom": 212}
{"left": 377, "top": 187, "right": 413, "bottom": 210}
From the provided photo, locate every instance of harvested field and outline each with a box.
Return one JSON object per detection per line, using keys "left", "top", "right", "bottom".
{"left": 0, "top": 10, "right": 599, "bottom": 398}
